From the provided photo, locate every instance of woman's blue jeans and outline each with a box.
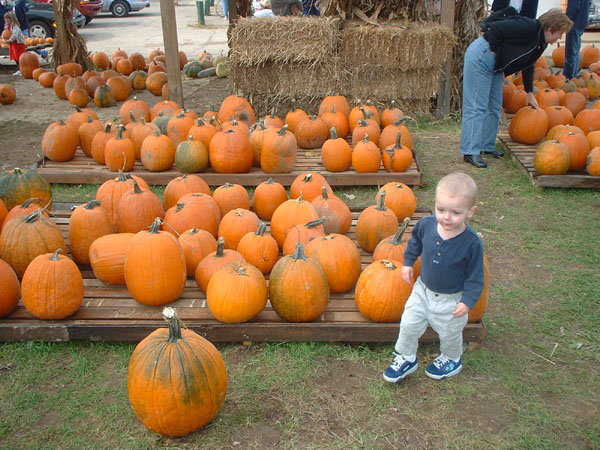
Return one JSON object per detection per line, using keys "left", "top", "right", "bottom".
{"left": 563, "top": 27, "right": 584, "bottom": 80}
{"left": 460, "top": 36, "right": 504, "bottom": 156}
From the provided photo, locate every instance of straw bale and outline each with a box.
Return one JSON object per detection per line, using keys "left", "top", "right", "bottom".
{"left": 342, "top": 21, "right": 455, "bottom": 69}
{"left": 231, "top": 59, "right": 347, "bottom": 98}
{"left": 318, "top": 0, "right": 440, "bottom": 23}
{"left": 230, "top": 16, "right": 342, "bottom": 66}
{"left": 346, "top": 66, "right": 441, "bottom": 100}
{"left": 248, "top": 93, "right": 324, "bottom": 118}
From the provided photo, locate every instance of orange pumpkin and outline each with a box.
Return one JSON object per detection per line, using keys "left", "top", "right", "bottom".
{"left": 508, "top": 106, "right": 548, "bottom": 144}
{"left": 217, "top": 95, "right": 255, "bottom": 126}
{"left": 252, "top": 178, "right": 288, "bottom": 221}
{"left": 0, "top": 84, "right": 16, "bottom": 105}
{"left": 558, "top": 131, "right": 591, "bottom": 171}
{"left": 18, "top": 52, "right": 40, "bottom": 79}
{"left": 217, "top": 208, "right": 259, "bottom": 250}
{"left": 586, "top": 146, "right": 600, "bottom": 175}
{"left": 194, "top": 237, "right": 245, "bottom": 292}
{"left": 177, "top": 228, "right": 218, "bottom": 277}
{"left": 124, "top": 218, "right": 186, "bottom": 306}
{"left": 209, "top": 129, "right": 253, "bottom": 173}
{"left": 41, "top": 120, "right": 78, "bottom": 162}
{"left": 163, "top": 174, "right": 211, "bottom": 210}
{"left": 321, "top": 127, "right": 352, "bottom": 172}
{"left": 355, "top": 191, "right": 399, "bottom": 253}
{"left": 270, "top": 195, "right": 320, "bottom": 248}
{"left": 294, "top": 115, "right": 329, "bottom": 149}
{"left": 534, "top": 140, "right": 571, "bottom": 175}
{"left": 96, "top": 173, "right": 150, "bottom": 230}
{"left": 0, "top": 259, "right": 20, "bottom": 318}
{"left": 116, "top": 181, "right": 165, "bottom": 233}
{"left": 310, "top": 185, "right": 352, "bottom": 235}
{"left": 285, "top": 99, "right": 309, "bottom": 133}
{"left": 318, "top": 94, "right": 350, "bottom": 118}
{"left": 382, "top": 130, "right": 413, "bottom": 173}
{"left": 376, "top": 182, "right": 417, "bottom": 222}
{"left": 89, "top": 233, "right": 135, "bottom": 285}
{"left": 236, "top": 221, "right": 279, "bottom": 274}
{"left": 140, "top": 130, "right": 176, "bottom": 172}
{"left": 289, "top": 172, "right": 333, "bottom": 202}
{"left": 105, "top": 125, "right": 136, "bottom": 172}
{"left": 261, "top": 125, "right": 298, "bottom": 174}
{"left": 21, "top": 250, "right": 83, "bottom": 319}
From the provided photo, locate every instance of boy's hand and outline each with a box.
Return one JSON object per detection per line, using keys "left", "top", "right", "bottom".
{"left": 401, "top": 266, "right": 413, "bottom": 285}
{"left": 452, "top": 302, "right": 470, "bottom": 318}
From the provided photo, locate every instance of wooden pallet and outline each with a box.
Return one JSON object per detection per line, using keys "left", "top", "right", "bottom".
{"left": 498, "top": 128, "right": 600, "bottom": 189}
{"left": 0, "top": 208, "right": 486, "bottom": 343}
{"left": 33, "top": 147, "right": 424, "bottom": 187}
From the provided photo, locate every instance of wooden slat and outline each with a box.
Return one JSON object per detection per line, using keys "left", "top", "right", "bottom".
{"left": 34, "top": 146, "right": 424, "bottom": 187}
{"left": 0, "top": 208, "right": 487, "bottom": 344}
{"left": 497, "top": 128, "right": 600, "bottom": 189}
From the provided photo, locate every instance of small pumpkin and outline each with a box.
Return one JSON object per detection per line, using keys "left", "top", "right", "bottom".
{"left": 236, "top": 221, "right": 279, "bottom": 274}
{"left": 0, "top": 259, "right": 20, "bottom": 318}
{"left": 212, "top": 183, "right": 250, "bottom": 217}
{"left": 310, "top": 185, "right": 352, "bottom": 235}
{"left": 140, "top": 130, "right": 176, "bottom": 172}
{"left": 116, "top": 180, "right": 165, "bottom": 233}
{"left": 217, "top": 208, "right": 260, "bottom": 250}
{"left": 382, "top": 130, "right": 413, "bottom": 173}
{"left": 586, "top": 146, "right": 600, "bottom": 175}
{"left": 194, "top": 237, "right": 245, "bottom": 292}
{"left": 352, "top": 134, "right": 381, "bottom": 173}
{"left": 41, "top": 120, "right": 78, "bottom": 162}
{"left": 105, "top": 124, "right": 136, "bottom": 172}
{"left": 252, "top": 178, "right": 287, "bottom": 221}
{"left": 533, "top": 140, "right": 571, "bottom": 175}
{"left": 178, "top": 228, "right": 218, "bottom": 276}
{"left": 261, "top": 125, "right": 298, "bottom": 174}
{"left": 289, "top": 172, "right": 333, "bottom": 202}
{"left": 355, "top": 191, "right": 399, "bottom": 253}
{"left": 94, "top": 84, "right": 116, "bottom": 108}
{"left": 321, "top": 127, "right": 352, "bottom": 172}
{"left": 69, "top": 200, "right": 113, "bottom": 265}
{"left": 0, "top": 84, "right": 16, "bottom": 105}
{"left": 285, "top": 99, "right": 309, "bottom": 133}
{"left": 89, "top": 233, "right": 135, "bottom": 285}
{"left": 376, "top": 182, "right": 417, "bottom": 222}
{"left": 163, "top": 174, "right": 211, "bottom": 210}
{"left": 270, "top": 195, "right": 320, "bottom": 248}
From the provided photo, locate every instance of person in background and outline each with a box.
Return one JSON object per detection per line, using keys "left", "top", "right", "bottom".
{"left": 253, "top": 0, "right": 274, "bottom": 17}
{"left": 0, "top": 0, "right": 10, "bottom": 33}
{"left": 222, "top": 0, "right": 228, "bottom": 20}
{"left": 270, "top": 0, "right": 301, "bottom": 16}
{"left": 301, "top": 0, "right": 319, "bottom": 16}
{"left": 460, "top": 8, "right": 573, "bottom": 168}
{"left": 563, "top": 0, "right": 590, "bottom": 80}
{"left": 14, "top": 0, "right": 29, "bottom": 37}
{"left": 491, "top": 0, "right": 539, "bottom": 19}
{"left": 2, "top": 12, "right": 26, "bottom": 76}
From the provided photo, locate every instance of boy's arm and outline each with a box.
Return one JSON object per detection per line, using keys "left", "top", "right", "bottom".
{"left": 458, "top": 240, "right": 485, "bottom": 310}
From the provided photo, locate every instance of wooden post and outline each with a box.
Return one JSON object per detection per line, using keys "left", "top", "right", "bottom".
{"left": 159, "top": 0, "right": 184, "bottom": 107}
{"left": 436, "top": 0, "right": 456, "bottom": 119}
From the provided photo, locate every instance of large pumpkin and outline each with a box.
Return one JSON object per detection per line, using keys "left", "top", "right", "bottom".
{"left": 116, "top": 180, "right": 165, "bottom": 233}
{"left": 206, "top": 261, "right": 268, "bottom": 323}
{"left": 270, "top": 195, "right": 320, "bottom": 248}
{"left": 261, "top": 125, "right": 298, "bottom": 173}
{"left": 127, "top": 307, "right": 227, "bottom": 436}
{"left": 508, "top": 106, "right": 548, "bottom": 144}
{"left": 236, "top": 221, "right": 279, "bottom": 274}
{"left": 0, "top": 168, "right": 52, "bottom": 211}
{"left": 217, "top": 208, "right": 259, "bottom": 250}
{"left": 124, "top": 218, "right": 186, "bottom": 306}
{"left": 252, "top": 178, "right": 288, "bottom": 221}
{"left": 0, "top": 259, "right": 20, "bottom": 318}
{"left": 21, "top": 250, "right": 83, "bottom": 319}
{"left": 355, "top": 259, "right": 413, "bottom": 322}
{"left": 41, "top": 120, "right": 78, "bottom": 162}
{"left": 269, "top": 243, "right": 330, "bottom": 322}
{"left": 534, "top": 140, "right": 571, "bottom": 175}
{"left": 18, "top": 52, "right": 40, "bottom": 79}
{"left": 217, "top": 95, "right": 255, "bottom": 126}
{"left": 96, "top": 173, "right": 150, "bottom": 230}
{"left": 209, "top": 128, "right": 253, "bottom": 174}
{"left": 69, "top": 200, "right": 113, "bottom": 265}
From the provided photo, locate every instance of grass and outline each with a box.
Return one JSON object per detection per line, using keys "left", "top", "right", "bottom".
{"left": 1, "top": 117, "right": 599, "bottom": 449}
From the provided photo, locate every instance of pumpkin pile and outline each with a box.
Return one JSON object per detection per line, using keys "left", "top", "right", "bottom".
{"left": 504, "top": 48, "right": 600, "bottom": 176}
{"left": 39, "top": 93, "right": 416, "bottom": 177}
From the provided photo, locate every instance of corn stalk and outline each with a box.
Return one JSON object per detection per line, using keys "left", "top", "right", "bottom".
{"left": 52, "top": 0, "right": 92, "bottom": 70}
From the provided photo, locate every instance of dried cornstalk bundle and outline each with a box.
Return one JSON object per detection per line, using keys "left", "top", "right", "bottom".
{"left": 231, "top": 59, "right": 346, "bottom": 97}
{"left": 347, "top": 66, "right": 442, "bottom": 100}
{"left": 450, "top": 0, "right": 487, "bottom": 110}
{"left": 342, "top": 21, "right": 455, "bottom": 69}
{"left": 53, "top": 0, "right": 92, "bottom": 70}
{"left": 317, "top": 0, "right": 439, "bottom": 23}
{"left": 230, "top": 16, "right": 342, "bottom": 66}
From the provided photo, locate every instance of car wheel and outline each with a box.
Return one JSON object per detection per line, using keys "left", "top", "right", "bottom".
{"left": 110, "top": 0, "right": 130, "bottom": 17}
{"left": 29, "top": 21, "right": 53, "bottom": 40}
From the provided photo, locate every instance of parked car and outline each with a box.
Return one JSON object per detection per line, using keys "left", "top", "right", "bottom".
{"left": 77, "top": 0, "right": 103, "bottom": 24}
{"left": 6, "top": 0, "right": 86, "bottom": 39}
{"left": 101, "top": 0, "right": 150, "bottom": 17}
{"left": 588, "top": 0, "right": 600, "bottom": 30}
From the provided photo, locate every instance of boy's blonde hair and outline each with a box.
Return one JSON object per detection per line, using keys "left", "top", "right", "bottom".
{"left": 436, "top": 172, "right": 477, "bottom": 207}
{"left": 538, "top": 8, "right": 573, "bottom": 34}
{"left": 4, "top": 12, "right": 20, "bottom": 27}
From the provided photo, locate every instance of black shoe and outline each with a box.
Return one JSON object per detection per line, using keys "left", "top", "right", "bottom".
{"left": 463, "top": 154, "right": 488, "bottom": 168}
{"left": 482, "top": 149, "right": 504, "bottom": 158}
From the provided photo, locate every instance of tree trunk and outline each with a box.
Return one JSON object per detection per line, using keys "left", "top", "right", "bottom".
{"left": 52, "top": 0, "right": 93, "bottom": 71}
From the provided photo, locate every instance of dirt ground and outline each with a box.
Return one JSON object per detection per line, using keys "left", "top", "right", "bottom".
{"left": 0, "top": 64, "right": 231, "bottom": 170}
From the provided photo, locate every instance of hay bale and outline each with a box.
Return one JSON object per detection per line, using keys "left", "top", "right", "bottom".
{"left": 230, "top": 16, "right": 342, "bottom": 66}
{"left": 231, "top": 59, "right": 346, "bottom": 97}
{"left": 347, "top": 66, "right": 441, "bottom": 100}
{"left": 248, "top": 93, "right": 323, "bottom": 118}
{"left": 342, "top": 21, "right": 455, "bottom": 69}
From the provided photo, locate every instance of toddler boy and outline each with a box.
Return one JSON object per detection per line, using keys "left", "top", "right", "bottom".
{"left": 383, "top": 172, "right": 485, "bottom": 382}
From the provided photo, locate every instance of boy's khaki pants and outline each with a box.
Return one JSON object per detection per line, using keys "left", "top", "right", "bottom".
{"left": 394, "top": 277, "right": 468, "bottom": 361}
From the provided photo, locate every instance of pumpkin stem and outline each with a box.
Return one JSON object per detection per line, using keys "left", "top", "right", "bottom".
{"left": 116, "top": 124, "right": 125, "bottom": 140}
{"left": 381, "top": 259, "right": 397, "bottom": 270}
{"left": 376, "top": 190, "right": 387, "bottom": 211}
{"left": 215, "top": 237, "right": 226, "bottom": 257}
{"left": 309, "top": 115, "right": 317, "bottom": 121}
{"left": 21, "top": 198, "right": 40, "bottom": 208}
{"left": 269, "top": 108, "right": 276, "bottom": 119}
{"left": 129, "top": 111, "right": 137, "bottom": 123}
{"left": 265, "top": 177, "right": 275, "bottom": 185}
{"left": 277, "top": 124, "right": 289, "bottom": 136}
{"left": 255, "top": 221, "right": 266, "bottom": 235}
{"left": 104, "top": 122, "right": 112, "bottom": 133}
{"left": 176, "top": 203, "right": 186, "bottom": 212}
{"left": 292, "top": 242, "right": 308, "bottom": 261}
{"left": 395, "top": 130, "right": 403, "bottom": 148}
{"left": 152, "top": 129, "right": 161, "bottom": 137}
{"left": 148, "top": 217, "right": 162, "bottom": 233}
{"left": 363, "top": 134, "right": 370, "bottom": 143}
{"left": 162, "top": 307, "right": 183, "bottom": 343}
{"left": 321, "top": 184, "right": 329, "bottom": 200}
{"left": 131, "top": 179, "right": 143, "bottom": 194}
{"left": 50, "top": 249, "right": 62, "bottom": 261}
{"left": 302, "top": 173, "right": 313, "bottom": 182}
{"left": 87, "top": 115, "right": 94, "bottom": 123}
{"left": 117, "top": 172, "right": 128, "bottom": 182}
{"left": 390, "top": 217, "right": 410, "bottom": 245}
{"left": 329, "top": 127, "right": 338, "bottom": 140}
{"left": 359, "top": 106, "right": 369, "bottom": 119}
{"left": 390, "top": 100, "right": 397, "bottom": 109}
{"left": 393, "top": 118, "right": 407, "bottom": 126}
{"left": 223, "top": 182, "right": 233, "bottom": 189}
{"left": 305, "top": 217, "right": 325, "bottom": 228}
{"left": 83, "top": 199, "right": 102, "bottom": 210}
{"left": 357, "top": 120, "right": 367, "bottom": 128}
{"left": 233, "top": 265, "right": 248, "bottom": 277}
{"left": 290, "top": 98, "right": 297, "bottom": 112}
{"left": 24, "top": 208, "right": 43, "bottom": 223}
{"left": 330, "top": 106, "right": 336, "bottom": 114}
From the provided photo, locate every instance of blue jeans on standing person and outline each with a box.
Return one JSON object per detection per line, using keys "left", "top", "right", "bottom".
{"left": 460, "top": 36, "right": 504, "bottom": 156}
{"left": 222, "top": 0, "right": 228, "bottom": 18}
{"left": 563, "top": 27, "right": 584, "bottom": 80}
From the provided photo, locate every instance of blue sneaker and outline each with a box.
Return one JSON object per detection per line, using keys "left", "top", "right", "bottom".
{"left": 425, "top": 355, "right": 462, "bottom": 380}
{"left": 383, "top": 353, "right": 418, "bottom": 383}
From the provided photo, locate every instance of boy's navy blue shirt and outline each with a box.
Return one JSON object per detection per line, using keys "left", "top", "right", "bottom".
{"left": 403, "top": 215, "right": 485, "bottom": 309}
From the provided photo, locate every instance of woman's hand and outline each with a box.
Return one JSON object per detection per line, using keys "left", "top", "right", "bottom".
{"left": 526, "top": 91, "right": 538, "bottom": 109}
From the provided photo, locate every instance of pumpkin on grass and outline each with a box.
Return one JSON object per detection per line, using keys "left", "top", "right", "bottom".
{"left": 127, "top": 307, "right": 227, "bottom": 437}
{"left": 269, "top": 242, "right": 330, "bottom": 322}
{"left": 206, "top": 261, "right": 268, "bottom": 323}
{"left": 124, "top": 218, "right": 186, "bottom": 306}
{"left": 355, "top": 259, "right": 413, "bottom": 322}
{"left": 21, "top": 249, "right": 83, "bottom": 319}
{"left": 89, "top": 233, "right": 135, "bottom": 285}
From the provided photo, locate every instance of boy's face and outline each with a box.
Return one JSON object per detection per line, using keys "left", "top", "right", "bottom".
{"left": 434, "top": 190, "right": 476, "bottom": 233}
